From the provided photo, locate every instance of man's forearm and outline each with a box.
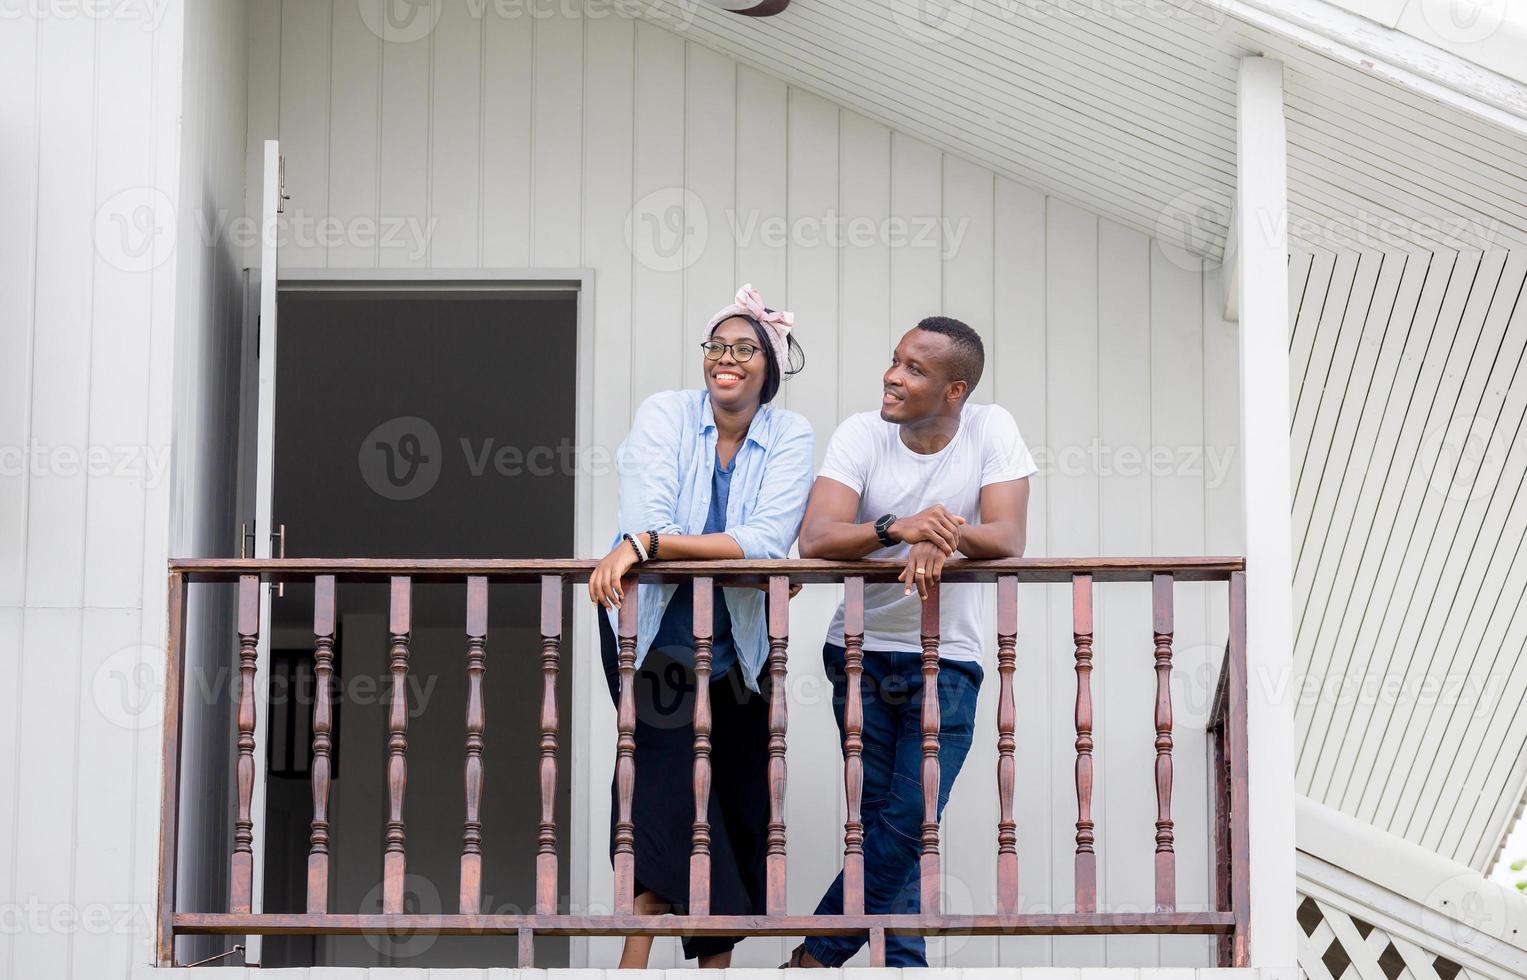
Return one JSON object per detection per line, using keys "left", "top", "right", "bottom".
{"left": 956, "top": 521, "right": 1026, "bottom": 559}
{"left": 799, "top": 520, "right": 884, "bottom": 559}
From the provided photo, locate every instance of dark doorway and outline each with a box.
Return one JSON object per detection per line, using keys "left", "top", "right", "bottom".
{"left": 259, "top": 287, "right": 576, "bottom": 968}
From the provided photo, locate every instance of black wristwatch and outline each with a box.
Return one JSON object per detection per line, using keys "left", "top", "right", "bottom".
{"left": 874, "top": 513, "right": 899, "bottom": 548}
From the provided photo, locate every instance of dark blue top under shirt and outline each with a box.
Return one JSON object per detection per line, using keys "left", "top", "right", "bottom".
{"left": 649, "top": 449, "right": 738, "bottom": 679}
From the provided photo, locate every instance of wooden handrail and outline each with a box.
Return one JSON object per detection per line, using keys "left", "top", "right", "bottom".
{"left": 157, "top": 556, "right": 1251, "bottom": 969}
{"left": 166, "top": 555, "right": 1244, "bottom": 582}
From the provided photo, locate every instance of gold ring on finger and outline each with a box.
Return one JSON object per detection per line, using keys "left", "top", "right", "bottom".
{"left": 916, "top": 567, "right": 926, "bottom": 575}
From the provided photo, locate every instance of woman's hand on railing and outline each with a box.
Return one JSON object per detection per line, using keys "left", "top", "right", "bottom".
{"left": 900, "top": 540, "right": 948, "bottom": 599}
{"left": 589, "top": 542, "right": 640, "bottom": 609}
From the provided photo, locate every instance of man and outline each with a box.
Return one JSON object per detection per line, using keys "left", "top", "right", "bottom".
{"left": 788, "top": 316, "right": 1036, "bottom": 968}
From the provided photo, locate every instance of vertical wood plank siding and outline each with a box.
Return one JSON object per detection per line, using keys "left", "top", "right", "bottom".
{"left": 235, "top": 10, "right": 1235, "bottom": 964}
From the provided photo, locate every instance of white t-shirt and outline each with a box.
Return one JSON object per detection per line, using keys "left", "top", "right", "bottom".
{"left": 820, "top": 403, "right": 1038, "bottom": 664}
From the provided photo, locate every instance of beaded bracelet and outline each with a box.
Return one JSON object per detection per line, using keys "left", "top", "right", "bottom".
{"left": 623, "top": 532, "right": 648, "bottom": 562}
{"left": 647, "top": 529, "right": 660, "bottom": 561}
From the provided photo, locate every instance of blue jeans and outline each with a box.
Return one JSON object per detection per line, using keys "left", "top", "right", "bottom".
{"left": 804, "top": 643, "right": 983, "bottom": 967}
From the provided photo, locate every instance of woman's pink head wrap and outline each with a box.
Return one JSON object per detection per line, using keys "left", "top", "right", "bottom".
{"left": 704, "top": 283, "right": 794, "bottom": 371}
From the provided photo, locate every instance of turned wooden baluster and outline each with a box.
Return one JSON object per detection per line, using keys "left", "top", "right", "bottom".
{"left": 689, "top": 577, "right": 714, "bottom": 915}
{"left": 460, "top": 576, "right": 488, "bottom": 914}
{"left": 919, "top": 581, "right": 943, "bottom": 913}
{"left": 995, "top": 575, "right": 1019, "bottom": 915}
{"left": 230, "top": 574, "right": 260, "bottom": 913}
{"left": 1073, "top": 573, "right": 1096, "bottom": 913}
{"left": 536, "top": 575, "right": 561, "bottom": 916}
{"left": 1152, "top": 572, "right": 1176, "bottom": 911}
{"left": 613, "top": 574, "right": 638, "bottom": 915}
{"left": 383, "top": 576, "right": 412, "bottom": 914}
{"left": 765, "top": 575, "right": 790, "bottom": 916}
{"left": 307, "top": 575, "right": 337, "bottom": 914}
{"left": 842, "top": 576, "right": 867, "bottom": 915}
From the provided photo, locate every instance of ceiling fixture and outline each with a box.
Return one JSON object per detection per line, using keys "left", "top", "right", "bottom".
{"left": 706, "top": 0, "right": 791, "bottom": 15}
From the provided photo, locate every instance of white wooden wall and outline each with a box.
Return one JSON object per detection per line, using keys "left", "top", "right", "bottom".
{"left": 0, "top": 0, "right": 250, "bottom": 977}
{"left": 0, "top": 2, "right": 1243, "bottom": 977}
{"left": 1290, "top": 248, "right": 1527, "bottom": 872}
{"left": 235, "top": 0, "right": 1243, "bottom": 969}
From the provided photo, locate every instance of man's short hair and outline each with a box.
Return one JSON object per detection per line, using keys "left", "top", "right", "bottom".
{"left": 915, "top": 316, "right": 984, "bottom": 395}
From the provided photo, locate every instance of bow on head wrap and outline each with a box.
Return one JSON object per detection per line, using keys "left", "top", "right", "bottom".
{"left": 704, "top": 283, "right": 795, "bottom": 372}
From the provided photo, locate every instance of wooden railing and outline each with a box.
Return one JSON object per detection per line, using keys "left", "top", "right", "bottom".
{"left": 157, "top": 557, "right": 1250, "bottom": 968}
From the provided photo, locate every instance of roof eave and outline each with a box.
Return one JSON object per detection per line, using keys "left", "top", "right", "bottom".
{"left": 1223, "top": 0, "right": 1527, "bottom": 137}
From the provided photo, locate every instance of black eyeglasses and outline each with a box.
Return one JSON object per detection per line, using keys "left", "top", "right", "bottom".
{"left": 700, "top": 340, "right": 760, "bottom": 362}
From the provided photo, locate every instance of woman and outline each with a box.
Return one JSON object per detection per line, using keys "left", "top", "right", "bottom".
{"left": 588, "top": 285, "right": 813, "bottom": 968}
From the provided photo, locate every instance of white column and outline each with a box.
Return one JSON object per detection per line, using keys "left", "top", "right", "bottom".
{"left": 1236, "top": 54, "right": 1297, "bottom": 970}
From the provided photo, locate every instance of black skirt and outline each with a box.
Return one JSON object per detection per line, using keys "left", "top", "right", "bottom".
{"left": 598, "top": 609, "right": 770, "bottom": 959}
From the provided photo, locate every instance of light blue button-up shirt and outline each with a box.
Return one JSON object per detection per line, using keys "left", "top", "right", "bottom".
{"left": 604, "top": 389, "right": 815, "bottom": 690}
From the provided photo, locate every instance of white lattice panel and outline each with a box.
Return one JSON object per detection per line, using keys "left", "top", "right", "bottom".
{"left": 1299, "top": 893, "right": 1474, "bottom": 980}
